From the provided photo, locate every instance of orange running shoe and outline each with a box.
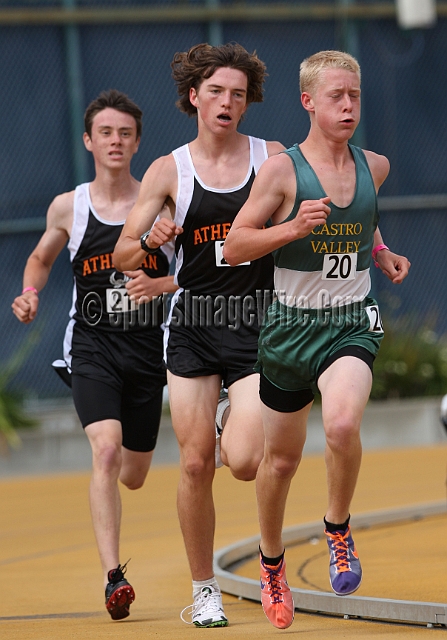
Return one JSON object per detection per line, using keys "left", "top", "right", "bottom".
{"left": 260, "top": 554, "right": 294, "bottom": 629}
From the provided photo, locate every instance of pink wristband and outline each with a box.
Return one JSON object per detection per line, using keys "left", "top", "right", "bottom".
{"left": 22, "top": 287, "right": 38, "bottom": 295}
{"left": 372, "top": 244, "right": 389, "bottom": 267}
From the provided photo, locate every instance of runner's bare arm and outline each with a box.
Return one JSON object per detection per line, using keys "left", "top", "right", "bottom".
{"left": 364, "top": 150, "right": 390, "bottom": 192}
{"left": 113, "top": 155, "right": 179, "bottom": 271}
{"left": 373, "top": 227, "right": 411, "bottom": 284}
{"left": 11, "top": 192, "right": 73, "bottom": 324}
{"left": 124, "top": 271, "right": 178, "bottom": 301}
{"left": 366, "top": 151, "right": 410, "bottom": 284}
{"left": 224, "top": 154, "right": 330, "bottom": 265}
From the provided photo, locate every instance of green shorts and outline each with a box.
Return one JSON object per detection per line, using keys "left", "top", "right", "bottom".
{"left": 256, "top": 297, "right": 383, "bottom": 395}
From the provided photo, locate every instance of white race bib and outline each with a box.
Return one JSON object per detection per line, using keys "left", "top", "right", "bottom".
{"left": 106, "top": 288, "right": 136, "bottom": 314}
{"left": 215, "top": 240, "right": 250, "bottom": 267}
{"left": 322, "top": 253, "right": 357, "bottom": 281}
{"left": 365, "top": 304, "right": 384, "bottom": 333}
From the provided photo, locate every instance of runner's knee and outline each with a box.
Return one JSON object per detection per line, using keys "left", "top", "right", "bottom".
{"left": 264, "top": 451, "right": 300, "bottom": 480}
{"left": 325, "top": 417, "right": 360, "bottom": 452}
{"left": 229, "top": 456, "right": 260, "bottom": 482}
{"left": 120, "top": 473, "right": 146, "bottom": 490}
{"left": 182, "top": 450, "right": 215, "bottom": 480}
{"left": 91, "top": 442, "right": 122, "bottom": 476}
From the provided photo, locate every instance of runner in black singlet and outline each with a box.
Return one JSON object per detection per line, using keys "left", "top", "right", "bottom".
{"left": 113, "top": 43, "right": 284, "bottom": 627}
{"left": 12, "top": 90, "right": 176, "bottom": 621}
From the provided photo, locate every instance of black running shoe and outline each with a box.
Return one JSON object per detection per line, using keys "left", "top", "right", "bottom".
{"left": 105, "top": 561, "right": 135, "bottom": 620}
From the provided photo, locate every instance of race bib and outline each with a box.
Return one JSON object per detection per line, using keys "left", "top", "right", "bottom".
{"left": 106, "top": 288, "right": 136, "bottom": 314}
{"left": 365, "top": 304, "right": 384, "bottom": 333}
{"left": 215, "top": 240, "right": 250, "bottom": 267}
{"left": 322, "top": 253, "right": 357, "bottom": 280}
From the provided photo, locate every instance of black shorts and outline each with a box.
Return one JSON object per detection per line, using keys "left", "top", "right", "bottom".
{"left": 164, "top": 291, "right": 262, "bottom": 388}
{"left": 70, "top": 322, "right": 167, "bottom": 452}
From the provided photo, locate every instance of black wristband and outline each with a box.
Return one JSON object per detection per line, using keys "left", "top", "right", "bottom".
{"left": 140, "top": 231, "right": 159, "bottom": 254}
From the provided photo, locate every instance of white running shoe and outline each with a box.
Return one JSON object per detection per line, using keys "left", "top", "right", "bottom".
{"left": 441, "top": 394, "right": 447, "bottom": 430}
{"left": 180, "top": 585, "right": 228, "bottom": 627}
{"left": 215, "top": 389, "right": 229, "bottom": 469}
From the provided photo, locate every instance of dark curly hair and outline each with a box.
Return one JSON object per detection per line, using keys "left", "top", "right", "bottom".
{"left": 171, "top": 42, "right": 267, "bottom": 118}
{"left": 84, "top": 89, "right": 143, "bottom": 139}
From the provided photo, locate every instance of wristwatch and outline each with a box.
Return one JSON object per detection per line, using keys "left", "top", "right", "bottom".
{"left": 140, "top": 230, "right": 158, "bottom": 254}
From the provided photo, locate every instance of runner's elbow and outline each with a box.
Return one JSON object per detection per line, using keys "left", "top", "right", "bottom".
{"left": 222, "top": 241, "right": 240, "bottom": 266}
{"left": 112, "top": 244, "right": 134, "bottom": 272}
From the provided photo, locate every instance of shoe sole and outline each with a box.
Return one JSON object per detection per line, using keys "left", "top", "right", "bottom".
{"left": 261, "top": 596, "right": 295, "bottom": 629}
{"left": 193, "top": 620, "right": 228, "bottom": 628}
{"left": 331, "top": 575, "right": 362, "bottom": 596}
{"left": 106, "top": 584, "right": 135, "bottom": 620}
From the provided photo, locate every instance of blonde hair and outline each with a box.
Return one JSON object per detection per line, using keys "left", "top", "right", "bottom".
{"left": 300, "top": 50, "right": 361, "bottom": 94}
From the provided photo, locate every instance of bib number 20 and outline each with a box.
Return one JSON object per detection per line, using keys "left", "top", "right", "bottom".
{"left": 322, "top": 253, "right": 357, "bottom": 280}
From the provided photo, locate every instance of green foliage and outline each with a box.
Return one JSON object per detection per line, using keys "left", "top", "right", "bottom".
{"left": 0, "top": 330, "right": 41, "bottom": 452}
{"left": 0, "top": 389, "right": 36, "bottom": 451}
{"left": 371, "top": 319, "right": 447, "bottom": 400}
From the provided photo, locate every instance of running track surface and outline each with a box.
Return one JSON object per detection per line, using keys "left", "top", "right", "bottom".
{"left": 1, "top": 443, "right": 446, "bottom": 639}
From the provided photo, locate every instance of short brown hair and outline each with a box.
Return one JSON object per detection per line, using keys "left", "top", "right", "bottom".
{"left": 171, "top": 42, "right": 267, "bottom": 117}
{"left": 300, "top": 50, "right": 361, "bottom": 94}
{"left": 84, "top": 89, "right": 143, "bottom": 139}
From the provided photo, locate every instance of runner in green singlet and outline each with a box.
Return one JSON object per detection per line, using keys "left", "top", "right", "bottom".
{"left": 224, "top": 50, "right": 411, "bottom": 630}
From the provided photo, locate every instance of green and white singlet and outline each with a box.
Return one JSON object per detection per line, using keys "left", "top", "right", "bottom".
{"left": 257, "top": 144, "right": 384, "bottom": 393}
{"left": 274, "top": 143, "right": 378, "bottom": 308}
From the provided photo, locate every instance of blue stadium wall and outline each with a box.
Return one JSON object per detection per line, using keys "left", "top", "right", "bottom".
{"left": 1, "top": 5, "right": 446, "bottom": 397}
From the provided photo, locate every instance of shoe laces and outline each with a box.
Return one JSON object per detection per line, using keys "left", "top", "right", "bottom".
{"left": 326, "top": 528, "right": 351, "bottom": 573}
{"left": 180, "top": 586, "right": 222, "bottom": 624}
{"left": 262, "top": 561, "right": 286, "bottom": 604}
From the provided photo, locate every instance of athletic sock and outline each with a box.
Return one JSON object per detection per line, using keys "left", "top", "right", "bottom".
{"left": 192, "top": 577, "right": 220, "bottom": 599}
{"left": 260, "top": 546, "right": 285, "bottom": 567}
{"left": 324, "top": 514, "right": 350, "bottom": 533}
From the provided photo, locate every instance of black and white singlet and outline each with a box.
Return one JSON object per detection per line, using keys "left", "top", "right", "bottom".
{"left": 62, "top": 182, "right": 173, "bottom": 367}
{"left": 171, "top": 136, "right": 274, "bottom": 299}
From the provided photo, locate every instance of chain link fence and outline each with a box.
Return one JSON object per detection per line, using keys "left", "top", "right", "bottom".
{"left": 1, "top": 1, "right": 446, "bottom": 398}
